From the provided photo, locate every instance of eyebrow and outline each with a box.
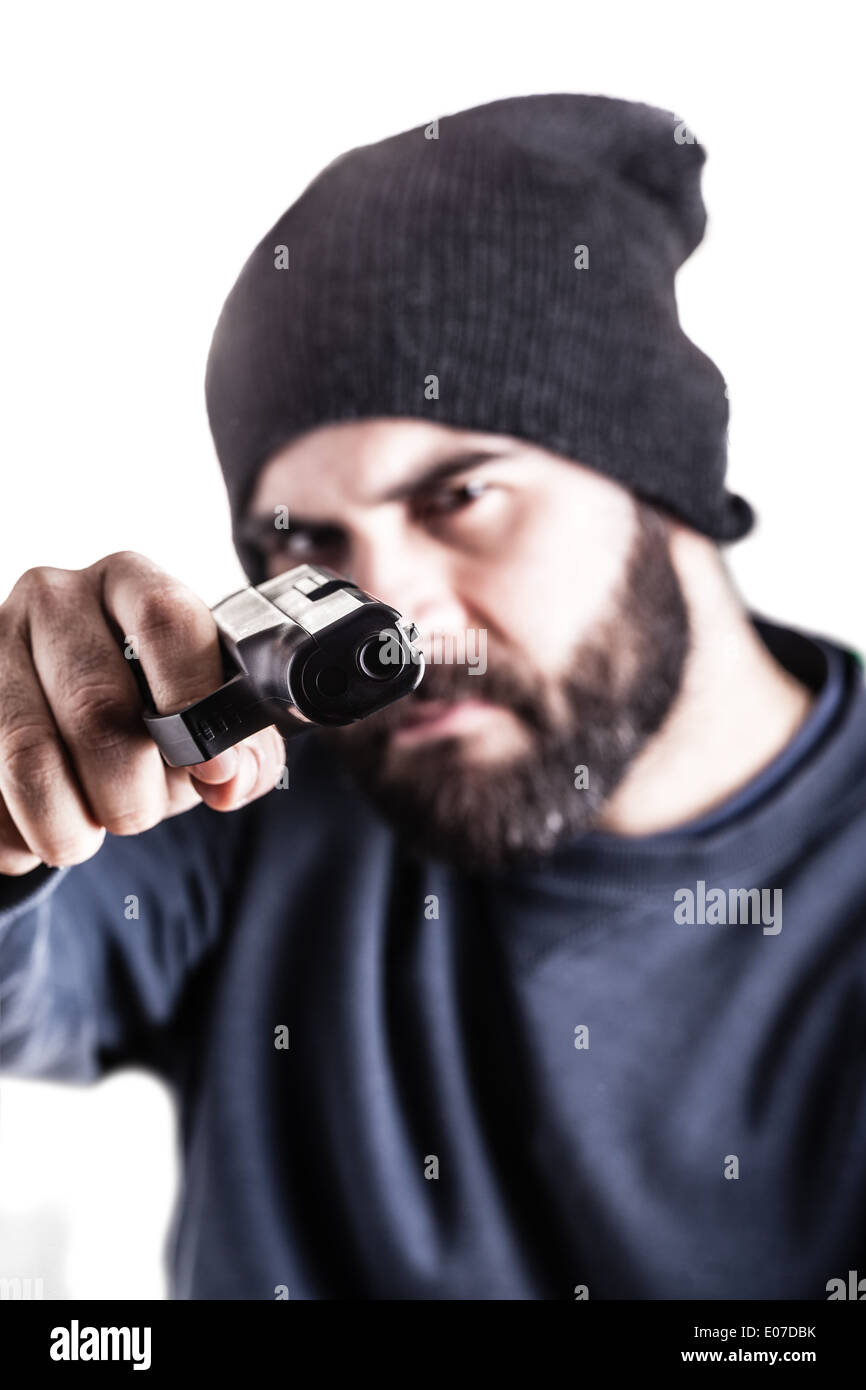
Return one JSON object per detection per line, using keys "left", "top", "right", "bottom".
{"left": 239, "top": 446, "right": 514, "bottom": 545}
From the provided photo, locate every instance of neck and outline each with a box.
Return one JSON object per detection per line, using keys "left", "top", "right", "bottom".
{"left": 598, "top": 529, "right": 815, "bottom": 836}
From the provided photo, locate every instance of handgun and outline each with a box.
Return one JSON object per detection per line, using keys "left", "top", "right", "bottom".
{"left": 133, "top": 564, "right": 425, "bottom": 767}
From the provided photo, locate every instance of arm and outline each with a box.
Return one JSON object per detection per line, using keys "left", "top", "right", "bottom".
{"left": 0, "top": 798, "right": 242, "bottom": 1083}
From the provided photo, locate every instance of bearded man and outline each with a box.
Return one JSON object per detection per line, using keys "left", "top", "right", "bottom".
{"left": 1, "top": 94, "right": 863, "bottom": 1301}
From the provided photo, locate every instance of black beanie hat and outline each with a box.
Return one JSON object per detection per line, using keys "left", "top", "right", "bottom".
{"left": 205, "top": 92, "right": 754, "bottom": 582}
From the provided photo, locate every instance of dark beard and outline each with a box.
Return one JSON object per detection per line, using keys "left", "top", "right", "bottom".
{"left": 321, "top": 504, "right": 690, "bottom": 871}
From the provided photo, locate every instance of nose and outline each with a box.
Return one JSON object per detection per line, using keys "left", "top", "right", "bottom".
{"left": 349, "top": 531, "right": 468, "bottom": 645}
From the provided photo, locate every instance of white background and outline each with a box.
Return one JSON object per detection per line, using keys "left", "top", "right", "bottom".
{"left": 0, "top": 0, "right": 863, "bottom": 1299}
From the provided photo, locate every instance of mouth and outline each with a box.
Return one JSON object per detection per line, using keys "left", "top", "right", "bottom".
{"left": 390, "top": 698, "right": 497, "bottom": 747}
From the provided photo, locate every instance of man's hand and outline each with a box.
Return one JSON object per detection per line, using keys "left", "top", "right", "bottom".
{"left": 0, "top": 551, "right": 287, "bottom": 875}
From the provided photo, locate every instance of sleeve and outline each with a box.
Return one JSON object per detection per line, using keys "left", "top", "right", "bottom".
{"left": 0, "top": 799, "right": 241, "bottom": 1085}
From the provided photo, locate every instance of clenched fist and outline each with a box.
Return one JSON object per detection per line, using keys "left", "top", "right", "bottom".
{"left": 0, "top": 551, "right": 287, "bottom": 875}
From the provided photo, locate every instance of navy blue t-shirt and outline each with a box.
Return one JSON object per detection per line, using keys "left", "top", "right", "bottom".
{"left": 2, "top": 618, "right": 866, "bottom": 1299}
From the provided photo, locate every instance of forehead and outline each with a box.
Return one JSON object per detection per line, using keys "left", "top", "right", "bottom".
{"left": 248, "top": 417, "right": 528, "bottom": 516}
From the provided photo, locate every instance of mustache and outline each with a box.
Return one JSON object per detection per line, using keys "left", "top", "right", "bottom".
{"left": 333, "top": 648, "right": 553, "bottom": 747}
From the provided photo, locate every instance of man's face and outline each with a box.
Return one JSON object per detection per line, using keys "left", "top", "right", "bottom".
{"left": 247, "top": 419, "right": 689, "bottom": 868}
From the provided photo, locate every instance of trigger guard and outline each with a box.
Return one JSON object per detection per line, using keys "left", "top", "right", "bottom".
{"left": 141, "top": 672, "right": 282, "bottom": 768}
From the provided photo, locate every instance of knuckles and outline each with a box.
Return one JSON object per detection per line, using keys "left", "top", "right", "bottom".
{"left": 0, "top": 846, "right": 43, "bottom": 876}
{"left": 60, "top": 682, "right": 139, "bottom": 754}
{"left": 0, "top": 555, "right": 183, "bottom": 866}
{"left": 32, "top": 828, "right": 106, "bottom": 870}
{"left": 0, "top": 720, "right": 62, "bottom": 785}
{"left": 130, "top": 581, "right": 209, "bottom": 647}
{"left": 13, "top": 566, "right": 87, "bottom": 608}
{"left": 101, "top": 549, "right": 149, "bottom": 570}
{"left": 99, "top": 802, "right": 165, "bottom": 838}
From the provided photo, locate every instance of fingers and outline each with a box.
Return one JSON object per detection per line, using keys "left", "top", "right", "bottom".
{"left": 0, "top": 600, "right": 108, "bottom": 867}
{"left": 25, "top": 564, "right": 169, "bottom": 838}
{"left": 95, "top": 552, "right": 226, "bottom": 715}
{"left": 161, "top": 726, "right": 286, "bottom": 821}
{"left": 0, "top": 786, "right": 46, "bottom": 876}
{"left": 93, "top": 551, "right": 287, "bottom": 814}
{"left": 162, "top": 762, "right": 206, "bottom": 820}
{"left": 185, "top": 746, "right": 241, "bottom": 786}
{"left": 189, "top": 726, "right": 286, "bottom": 813}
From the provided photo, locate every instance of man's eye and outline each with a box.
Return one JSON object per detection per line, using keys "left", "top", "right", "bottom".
{"left": 421, "top": 479, "right": 490, "bottom": 517}
{"left": 265, "top": 528, "right": 342, "bottom": 564}
{"left": 278, "top": 532, "right": 316, "bottom": 555}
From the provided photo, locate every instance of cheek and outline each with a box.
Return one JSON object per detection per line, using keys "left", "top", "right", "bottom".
{"left": 466, "top": 490, "right": 637, "bottom": 675}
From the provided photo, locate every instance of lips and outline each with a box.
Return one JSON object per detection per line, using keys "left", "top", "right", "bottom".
{"left": 390, "top": 698, "right": 494, "bottom": 745}
{"left": 398, "top": 699, "right": 463, "bottom": 728}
